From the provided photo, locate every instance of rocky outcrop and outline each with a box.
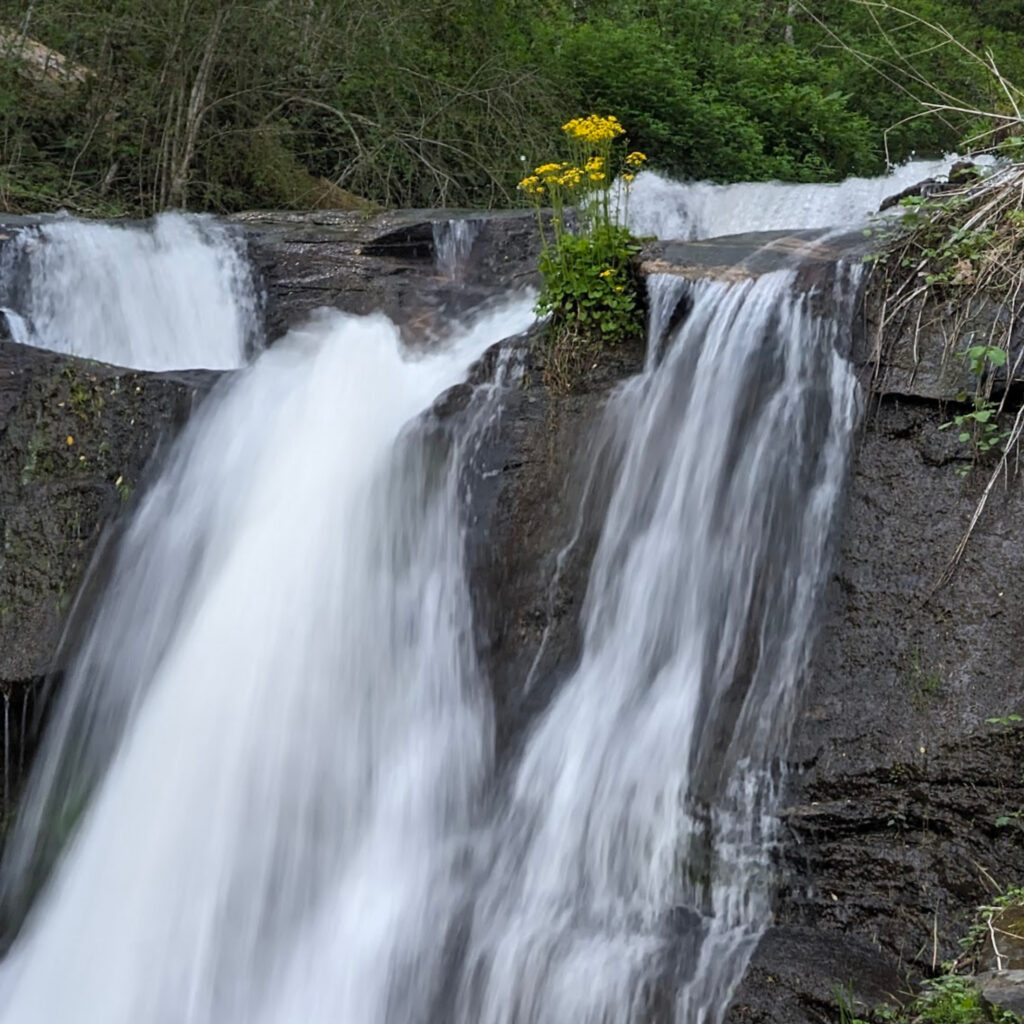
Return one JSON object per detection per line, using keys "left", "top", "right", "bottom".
{"left": 0, "top": 341, "right": 216, "bottom": 798}
{"left": 729, "top": 291, "right": 1024, "bottom": 1020}
{"left": 235, "top": 209, "right": 544, "bottom": 341}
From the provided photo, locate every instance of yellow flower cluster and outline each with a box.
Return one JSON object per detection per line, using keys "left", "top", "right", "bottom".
{"left": 519, "top": 117, "right": 643, "bottom": 201}
{"left": 519, "top": 160, "right": 587, "bottom": 192}
{"left": 562, "top": 114, "right": 625, "bottom": 143}
{"left": 517, "top": 174, "right": 545, "bottom": 196}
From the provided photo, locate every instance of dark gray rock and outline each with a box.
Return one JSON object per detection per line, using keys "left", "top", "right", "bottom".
{"left": 978, "top": 971, "right": 1024, "bottom": 1016}
{"left": 235, "top": 209, "right": 543, "bottom": 341}
{"left": 0, "top": 341, "right": 217, "bottom": 798}
{"left": 879, "top": 178, "right": 943, "bottom": 212}
{"left": 726, "top": 308, "right": 1024, "bottom": 1020}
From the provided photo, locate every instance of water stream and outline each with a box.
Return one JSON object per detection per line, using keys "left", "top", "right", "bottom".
{"left": 0, "top": 165, "right": 918, "bottom": 1022}
{"left": 0, "top": 212, "right": 258, "bottom": 370}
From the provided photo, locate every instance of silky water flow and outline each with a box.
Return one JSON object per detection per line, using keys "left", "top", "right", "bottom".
{"left": 0, "top": 168, "right": 900, "bottom": 1022}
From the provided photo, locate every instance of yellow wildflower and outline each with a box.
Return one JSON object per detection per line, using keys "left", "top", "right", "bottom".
{"left": 599, "top": 268, "right": 614, "bottom": 278}
{"left": 65, "top": 435, "right": 74, "bottom": 446}
{"left": 534, "top": 162, "right": 562, "bottom": 175}
{"left": 584, "top": 156, "right": 604, "bottom": 173}
{"left": 518, "top": 174, "right": 541, "bottom": 192}
{"left": 625, "top": 151, "right": 647, "bottom": 167}
{"left": 561, "top": 114, "right": 624, "bottom": 143}
{"left": 589, "top": 171, "right": 605, "bottom": 182}
{"left": 623, "top": 173, "right": 635, "bottom": 183}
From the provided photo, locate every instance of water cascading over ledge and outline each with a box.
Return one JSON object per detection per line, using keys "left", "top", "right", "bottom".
{"left": 456, "top": 264, "right": 862, "bottom": 1024}
{"left": 0, "top": 195, "right": 869, "bottom": 1024}
{"left": 0, "top": 213, "right": 259, "bottom": 370}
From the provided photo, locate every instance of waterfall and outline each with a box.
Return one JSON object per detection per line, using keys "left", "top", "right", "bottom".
{"left": 0, "top": 213, "right": 258, "bottom": 370}
{"left": 626, "top": 156, "right": 992, "bottom": 240}
{"left": 0, "top": 297, "right": 534, "bottom": 1023}
{"left": 453, "top": 268, "right": 859, "bottom": 1024}
{"left": 0, "top": 164, "right": 922, "bottom": 1022}
{"left": 433, "top": 219, "right": 481, "bottom": 282}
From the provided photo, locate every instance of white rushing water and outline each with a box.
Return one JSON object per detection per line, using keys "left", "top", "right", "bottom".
{"left": 626, "top": 155, "right": 985, "bottom": 240}
{"left": 0, "top": 296, "right": 534, "bottom": 1024}
{"left": 453, "top": 269, "right": 859, "bottom": 1024}
{"left": 0, "top": 212, "right": 258, "bottom": 370}
{"left": 0, "top": 163, "right": 919, "bottom": 1022}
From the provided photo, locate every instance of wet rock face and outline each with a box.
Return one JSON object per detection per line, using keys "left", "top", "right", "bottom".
{"left": 444, "top": 327, "right": 645, "bottom": 762}
{"left": 0, "top": 342, "right": 216, "bottom": 795}
{"left": 236, "top": 209, "right": 543, "bottom": 342}
{"left": 454, "top": 274, "right": 1024, "bottom": 1023}
{"left": 727, "top": 342, "right": 1024, "bottom": 1019}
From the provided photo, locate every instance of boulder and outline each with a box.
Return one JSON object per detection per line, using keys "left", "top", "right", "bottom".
{"left": 978, "top": 970, "right": 1024, "bottom": 1017}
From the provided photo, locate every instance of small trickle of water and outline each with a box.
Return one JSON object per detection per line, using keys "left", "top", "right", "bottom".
{"left": 0, "top": 308, "right": 30, "bottom": 345}
{"left": 433, "top": 219, "right": 481, "bottom": 282}
{"left": 1, "top": 213, "right": 259, "bottom": 370}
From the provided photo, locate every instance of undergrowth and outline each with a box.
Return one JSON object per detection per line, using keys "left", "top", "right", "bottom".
{"left": 834, "top": 887, "right": 1024, "bottom": 1023}
{"left": 866, "top": 145, "right": 1024, "bottom": 585}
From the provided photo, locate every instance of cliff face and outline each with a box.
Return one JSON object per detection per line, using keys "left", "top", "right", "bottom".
{"left": 729, "top": 290, "right": 1024, "bottom": 1021}
{"left": 0, "top": 340, "right": 216, "bottom": 807}
{"left": 0, "top": 214, "right": 1021, "bottom": 1018}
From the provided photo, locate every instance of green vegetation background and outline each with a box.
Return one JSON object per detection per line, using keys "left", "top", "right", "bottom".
{"left": 1, "top": 0, "right": 1022, "bottom": 216}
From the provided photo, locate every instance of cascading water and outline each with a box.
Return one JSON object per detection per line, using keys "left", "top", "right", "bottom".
{"left": 453, "top": 268, "right": 859, "bottom": 1024}
{"left": 433, "top": 219, "right": 481, "bottom": 281}
{"left": 0, "top": 164, "right": 917, "bottom": 1023}
{"left": 0, "top": 212, "right": 258, "bottom": 370}
{"left": 0, "top": 295, "right": 535, "bottom": 1023}
{"left": 626, "top": 155, "right": 991, "bottom": 240}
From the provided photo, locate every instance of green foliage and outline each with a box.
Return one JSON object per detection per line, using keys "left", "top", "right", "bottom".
{"left": 520, "top": 115, "right": 645, "bottom": 390}
{"left": 986, "top": 714, "right": 1023, "bottom": 728}
{"left": 835, "top": 983, "right": 872, "bottom": 1024}
{"left": 939, "top": 346, "right": 1010, "bottom": 469}
{"left": 536, "top": 227, "right": 643, "bottom": 343}
{"left": 914, "top": 975, "right": 1002, "bottom": 1023}
{"left": 2, "top": 0, "right": 1024, "bottom": 214}
{"left": 836, "top": 973, "right": 1021, "bottom": 1024}
{"left": 836, "top": 887, "right": 1024, "bottom": 1024}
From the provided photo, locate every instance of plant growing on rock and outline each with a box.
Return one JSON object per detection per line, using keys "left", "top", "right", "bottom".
{"left": 518, "top": 114, "right": 647, "bottom": 391}
{"left": 939, "top": 345, "right": 1011, "bottom": 472}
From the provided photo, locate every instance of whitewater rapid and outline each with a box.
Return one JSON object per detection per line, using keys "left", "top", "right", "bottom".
{"left": 626, "top": 155, "right": 979, "bottom": 240}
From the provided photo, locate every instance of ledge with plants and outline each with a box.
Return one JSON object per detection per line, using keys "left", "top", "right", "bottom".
{"left": 518, "top": 114, "right": 648, "bottom": 393}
